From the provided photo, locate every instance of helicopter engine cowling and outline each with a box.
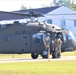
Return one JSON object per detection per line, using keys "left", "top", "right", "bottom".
{"left": 46, "top": 24, "right": 61, "bottom": 32}
{"left": 25, "top": 22, "right": 46, "bottom": 31}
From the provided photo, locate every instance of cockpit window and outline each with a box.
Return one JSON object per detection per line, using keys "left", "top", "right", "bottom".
{"left": 68, "top": 31, "right": 76, "bottom": 40}
{"left": 33, "top": 34, "right": 41, "bottom": 43}
{"left": 62, "top": 33, "right": 67, "bottom": 43}
{"left": 33, "top": 33, "right": 50, "bottom": 44}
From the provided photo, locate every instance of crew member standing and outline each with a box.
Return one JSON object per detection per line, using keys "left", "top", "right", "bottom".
{"left": 44, "top": 33, "right": 50, "bottom": 59}
{"left": 54, "top": 34, "right": 62, "bottom": 58}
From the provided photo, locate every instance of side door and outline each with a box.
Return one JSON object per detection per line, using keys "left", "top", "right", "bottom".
{"left": 9, "top": 33, "right": 31, "bottom": 53}
{"left": 23, "top": 33, "right": 31, "bottom": 53}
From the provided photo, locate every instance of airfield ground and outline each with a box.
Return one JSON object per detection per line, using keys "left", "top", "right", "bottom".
{"left": 0, "top": 51, "right": 76, "bottom": 75}
{"left": 0, "top": 50, "right": 76, "bottom": 59}
{"left": 0, "top": 60, "right": 76, "bottom": 75}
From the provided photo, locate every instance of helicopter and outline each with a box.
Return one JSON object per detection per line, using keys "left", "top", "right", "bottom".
{"left": 0, "top": 11, "right": 76, "bottom": 59}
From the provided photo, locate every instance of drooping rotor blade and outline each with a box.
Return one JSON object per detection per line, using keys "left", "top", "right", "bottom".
{"left": 0, "top": 10, "right": 76, "bottom": 21}
{"left": 0, "top": 11, "right": 28, "bottom": 21}
{"left": 0, "top": 11, "right": 44, "bottom": 21}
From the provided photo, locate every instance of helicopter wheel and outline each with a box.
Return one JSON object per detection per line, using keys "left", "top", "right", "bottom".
{"left": 52, "top": 51, "right": 61, "bottom": 58}
{"left": 42, "top": 55, "right": 48, "bottom": 59}
{"left": 57, "top": 53, "right": 61, "bottom": 58}
{"left": 41, "top": 50, "right": 48, "bottom": 59}
{"left": 52, "top": 51, "right": 57, "bottom": 58}
{"left": 31, "top": 53, "right": 38, "bottom": 59}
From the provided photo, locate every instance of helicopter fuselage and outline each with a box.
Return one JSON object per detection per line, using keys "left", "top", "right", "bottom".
{"left": 0, "top": 21, "right": 76, "bottom": 59}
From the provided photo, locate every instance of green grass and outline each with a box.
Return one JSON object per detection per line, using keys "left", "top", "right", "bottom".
{"left": 0, "top": 60, "right": 76, "bottom": 75}
{"left": 0, "top": 51, "right": 76, "bottom": 75}
{"left": 0, "top": 51, "right": 76, "bottom": 59}
{"left": 0, "top": 54, "right": 31, "bottom": 59}
{"left": 62, "top": 51, "right": 76, "bottom": 56}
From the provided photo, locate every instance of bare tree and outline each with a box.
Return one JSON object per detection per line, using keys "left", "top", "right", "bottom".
{"left": 20, "top": 5, "right": 27, "bottom": 10}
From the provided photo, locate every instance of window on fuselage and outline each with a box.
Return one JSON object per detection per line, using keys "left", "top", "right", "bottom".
{"left": 67, "top": 31, "right": 76, "bottom": 40}
{"left": 33, "top": 34, "right": 41, "bottom": 43}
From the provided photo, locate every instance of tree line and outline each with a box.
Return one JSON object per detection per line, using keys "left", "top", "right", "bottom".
{"left": 20, "top": 0, "right": 76, "bottom": 11}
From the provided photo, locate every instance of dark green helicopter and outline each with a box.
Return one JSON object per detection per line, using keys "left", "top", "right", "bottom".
{"left": 0, "top": 11, "right": 76, "bottom": 59}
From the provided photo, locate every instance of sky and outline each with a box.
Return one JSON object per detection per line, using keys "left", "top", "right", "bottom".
{"left": 0, "top": 0, "right": 53, "bottom": 11}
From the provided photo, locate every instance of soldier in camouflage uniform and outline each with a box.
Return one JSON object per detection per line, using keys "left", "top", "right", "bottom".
{"left": 54, "top": 35, "right": 62, "bottom": 58}
{"left": 44, "top": 33, "right": 50, "bottom": 59}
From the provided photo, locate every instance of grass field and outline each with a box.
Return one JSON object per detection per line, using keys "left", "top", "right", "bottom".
{"left": 0, "top": 60, "right": 76, "bottom": 75}
{"left": 0, "top": 51, "right": 76, "bottom": 59}
{"left": 62, "top": 51, "right": 76, "bottom": 56}
{"left": 0, "top": 51, "right": 76, "bottom": 75}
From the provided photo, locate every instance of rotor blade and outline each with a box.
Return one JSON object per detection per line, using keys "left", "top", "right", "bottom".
{"left": 0, "top": 11, "right": 44, "bottom": 21}
{"left": 0, "top": 10, "right": 76, "bottom": 21}
{"left": 0, "top": 11, "right": 29, "bottom": 21}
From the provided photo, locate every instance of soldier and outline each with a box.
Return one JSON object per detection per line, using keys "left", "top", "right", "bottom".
{"left": 44, "top": 33, "right": 50, "bottom": 59}
{"left": 54, "top": 34, "right": 62, "bottom": 58}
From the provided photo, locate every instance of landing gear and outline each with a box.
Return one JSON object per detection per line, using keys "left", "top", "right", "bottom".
{"left": 31, "top": 53, "right": 38, "bottom": 59}
{"left": 52, "top": 51, "right": 57, "bottom": 58}
{"left": 52, "top": 51, "right": 61, "bottom": 58}
{"left": 57, "top": 52, "right": 61, "bottom": 58}
{"left": 41, "top": 50, "right": 48, "bottom": 58}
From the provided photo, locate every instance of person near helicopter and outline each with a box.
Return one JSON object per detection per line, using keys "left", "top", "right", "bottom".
{"left": 43, "top": 33, "right": 51, "bottom": 59}
{"left": 52, "top": 34, "right": 62, "bottom": 58}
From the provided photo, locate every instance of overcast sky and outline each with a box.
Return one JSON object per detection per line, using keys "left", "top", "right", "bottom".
{"left": 0, "top": 0, "right": 52, "bottom": 11}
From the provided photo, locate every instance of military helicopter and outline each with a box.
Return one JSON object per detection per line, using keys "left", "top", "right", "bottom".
{"left": 0, "top": 11, "right": 76, "bottom": 59}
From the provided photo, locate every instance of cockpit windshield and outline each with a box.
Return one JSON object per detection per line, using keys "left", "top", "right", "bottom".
{"left": 67, "top": 31, "right": 76, "bottom": 40}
